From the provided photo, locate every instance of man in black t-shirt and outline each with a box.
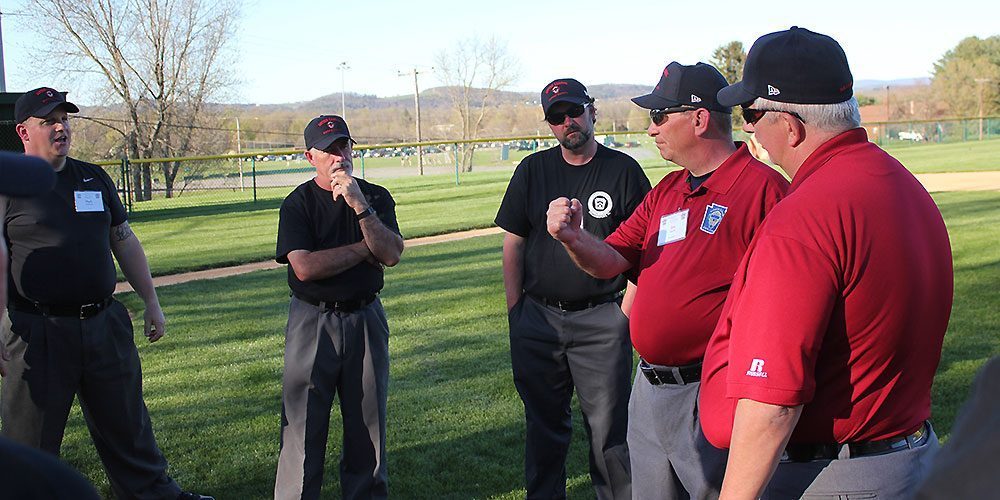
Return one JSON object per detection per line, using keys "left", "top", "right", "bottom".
{"left": 2, "top": 88, "right": 212, "bottom": 500}
{"left": 495, "top": 78, "right": 651, "bottom": 499}
{"left": 274, "top": 115, "right": 403, "bottom": 500}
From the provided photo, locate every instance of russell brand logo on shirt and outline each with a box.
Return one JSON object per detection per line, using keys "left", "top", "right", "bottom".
{"left": 700, "top": 203, "right": 728, "bottom": 234}
{"left": 746, "top": 358, "right": 768, "bottom": 378}
{"left": 587, "top": 191, "right": 613, "bottom": 218}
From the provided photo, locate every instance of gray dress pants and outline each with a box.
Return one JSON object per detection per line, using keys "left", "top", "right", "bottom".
{"left": 1, "top": 301, "right": 180, "bottom": 500}
{"left": 508, "top": 295, "right": 632, "bottom": 500}
{"left": 274, "top": 296, "right": 390, "bottom": 500}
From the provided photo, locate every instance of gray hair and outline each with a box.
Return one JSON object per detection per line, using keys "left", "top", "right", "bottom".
{"left": 752, "top": 96, "right": 861, "bottom": 132}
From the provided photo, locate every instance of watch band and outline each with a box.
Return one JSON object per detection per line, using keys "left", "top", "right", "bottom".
{"left": 357, "top": 205, "right": 376, "bottom": 220}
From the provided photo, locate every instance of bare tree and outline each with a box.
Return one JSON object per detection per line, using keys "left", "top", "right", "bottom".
{"left": 25, "top": 0, "right": 239, "bottom": 200}
{"left": 434, "top": 36, "right": 518, "bottom": 172}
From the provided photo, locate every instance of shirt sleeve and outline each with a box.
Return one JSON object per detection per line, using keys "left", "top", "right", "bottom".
{"left": 372, "top": 186, "right": 401, "bottom": 237}
{"left": 276, "top": 194, "right": 313, "bottom": 264}
{"left": 725, "top": 233, "right": 839, "bottom": 406}
{"left": 494, "top": 161, "right": 530, "bottom": 237}
{"left": 604, "top": 188, "right": 655, "bottom": 268}
{"left": 96, "top": 165, "right": 127, "bottom": 226}
{"left": 625, "top": 162, "right": 652, "bottom": 216}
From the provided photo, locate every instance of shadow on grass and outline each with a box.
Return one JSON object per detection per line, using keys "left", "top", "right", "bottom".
{"left": 130, "top": 198, "right": 285, "bottom": 223}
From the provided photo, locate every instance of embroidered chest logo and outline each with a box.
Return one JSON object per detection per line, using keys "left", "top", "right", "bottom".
{"left": 700, "top": 203, "right": 728, "bottom": 234}
{"left": 746, "top": 358, "right": 768, "bottom": 378}
{"left": 587, "top": 191, "right": 613, "bottom": 218}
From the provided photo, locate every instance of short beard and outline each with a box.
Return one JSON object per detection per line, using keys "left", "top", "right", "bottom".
{"left": 559, "top": 127, "right": 592, "bottom": 151}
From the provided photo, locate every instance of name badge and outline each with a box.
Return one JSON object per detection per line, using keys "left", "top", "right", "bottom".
{"left": 74, "top": 191, "right": 104, "bottom": 213}
{"left": 657, "top": 209, "right": 688, "bottom": 246}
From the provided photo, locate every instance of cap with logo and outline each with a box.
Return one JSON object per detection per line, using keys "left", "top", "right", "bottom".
{"left": 0, "top": 152, "right": 57, "bottom": 197}
{"left": 632, "top": 62, "right": 732, "bottom": 113}
{"left": 14, "top": 87, "right": 81, "bottom": 124}
{"left": 540, "top": 78, "right": 594, "bottom": 117}
{"left": 304, "top": 115, "right": 355, "bottom": 151}
{"left": 717, "top": 26, "right": 854, "bottom": 107}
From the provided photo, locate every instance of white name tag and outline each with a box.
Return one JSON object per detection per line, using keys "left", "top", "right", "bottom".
{"left": 74, "top": 191, "right": 104, "bottom": 212}
{"left": 657, "top": 209, "right": 688, "bottom": 246}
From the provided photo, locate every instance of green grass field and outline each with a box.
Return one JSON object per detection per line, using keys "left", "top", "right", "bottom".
{"left": 58, "top": 189, "right": 999, "bottom": 499}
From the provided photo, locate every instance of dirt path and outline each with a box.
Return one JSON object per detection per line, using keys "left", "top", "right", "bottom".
{"left": 116, "top": 171, "right": 998, "bottom": 294}
{"left": 114, "top": 227, "right": 503, "bottom": 294}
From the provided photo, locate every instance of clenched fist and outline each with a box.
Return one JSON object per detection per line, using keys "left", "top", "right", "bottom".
{"left": 547, "top": 197, "right": 583, "bottom": 244}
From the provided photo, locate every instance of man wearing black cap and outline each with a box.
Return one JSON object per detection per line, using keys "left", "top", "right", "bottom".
{"left": 699, "top": 27, "right": 952, "bottom": 499}
{"left": 274, "top": 114, "right": 403, "bottom": 500}
{"left": 2, "top": 87, "right": 212, "bottom": 500}
{"left": 496, "top": 78, "right": 650, "bottom": 499}
{"left": 546, "top": 62, "right": 788, "bottom": 499}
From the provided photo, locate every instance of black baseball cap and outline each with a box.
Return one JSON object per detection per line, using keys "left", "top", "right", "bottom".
{"left": 0, "top": 152, "right": 57, "bottom": 197}
{"left": 541, "top": 78, "right": 594, "bottom": 117}
{"left": 718, "top": 26, "right": 854, "bottom": 107}
{"left": 304, "top": 115, "right": 354, "bottom": 151}
{"left": 632, "top": 62, "right": 731, "bottom": 113}
{"left": 14, "top": 87, "right": 81, "bottom": 124}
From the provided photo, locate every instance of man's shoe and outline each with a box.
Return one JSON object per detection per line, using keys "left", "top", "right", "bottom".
{"left": 176, "top": 492, "right": 215, "bottom": 500}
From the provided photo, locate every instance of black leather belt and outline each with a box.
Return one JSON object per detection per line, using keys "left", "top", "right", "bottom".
{"left": 11, "top": 297, "right": 114, "bottom": 320}
{"left": 527, "top": 291, "right": 622, "bottom": 312}
{"left": 781, "top": 422, "right": 929, "bottom": 462}
{"left": 293, "top": 292, "right": 376, "bottom": 313}
{"left": 639, "top": 358, "right": 702, "bottom": 385}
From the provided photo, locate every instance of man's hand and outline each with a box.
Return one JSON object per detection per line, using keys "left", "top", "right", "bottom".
{"left": 330, "top": 169, "right": 367, "bottom": 212}
{"left": 547, "top": 197, "right": 584, "bottom": 244}
{"left": 143, "top": 302, "right": 166, "bottom": 342}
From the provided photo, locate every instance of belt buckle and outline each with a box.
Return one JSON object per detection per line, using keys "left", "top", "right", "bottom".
{"left": 639, "top": 362, "right": 663, "bottom": 385}
{"left": 79, "top": 302, "right": 99, "bottom": 319}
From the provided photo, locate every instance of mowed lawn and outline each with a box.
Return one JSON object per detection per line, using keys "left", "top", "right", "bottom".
{"left": 56, "top": 190, "right": 999, "bottom": 499}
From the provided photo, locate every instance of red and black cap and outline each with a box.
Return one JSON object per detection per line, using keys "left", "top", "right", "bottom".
{"left": 0, "top": 152, "right": 57, "bottom": 197}
{"left": 14, "top": 87, "right": 80, "bottom": 124}
{"left": 632, "top": 62, "right": 731, "bottom": 113}
{"left": 541, "top": 78, "right": 594, "bottom": 117}
{"left": 717, "top": 26, "right": 854, "bottom": 107}
{"left": 304, "top": 115, "right": 354, "bottom": 151}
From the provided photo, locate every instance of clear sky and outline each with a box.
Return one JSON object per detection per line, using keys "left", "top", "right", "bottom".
{"left": 2, "top": 0, "right": 998, "bottom": 105}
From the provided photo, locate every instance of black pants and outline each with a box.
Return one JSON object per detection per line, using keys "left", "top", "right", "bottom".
{"left": 1, "top": 300, "right": 180, "bottom": 500}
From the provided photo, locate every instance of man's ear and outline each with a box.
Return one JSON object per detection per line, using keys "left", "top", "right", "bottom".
{"left": 784, "top": 114, "right": 806, "bottom": 148}
{"left": 15, "top": 123, "right": 29, "bottom": 143}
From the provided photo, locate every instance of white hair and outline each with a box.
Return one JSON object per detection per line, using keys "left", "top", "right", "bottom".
{"left": 752, "top": 96, "right": 861, "bottom": 132}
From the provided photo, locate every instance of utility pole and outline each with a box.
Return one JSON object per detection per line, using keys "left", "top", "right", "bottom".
{"left": 884, "top": 85, "right": 890, "bottom": 142}
{"left": 236, "top": 117, "right": 244, "bottom": 191}
{"left": 398, "top": 68, "right": 426, "bottom": 175}
{"left": 0, "top": 4, "right": 8, "bottom": 92}
{"left": 337, "top": 62, "right": 350, "bottom": 118}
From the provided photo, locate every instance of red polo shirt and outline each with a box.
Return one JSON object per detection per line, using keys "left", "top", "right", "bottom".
{"left": 606, "top": 143, "right": 788, "bottom": 366}
{"left": 700, "top": 129, "right": 953, "bottom": 447}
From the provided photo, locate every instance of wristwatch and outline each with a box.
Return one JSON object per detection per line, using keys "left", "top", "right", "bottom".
{"left": 357, "top": 205, "right": 376, "bottom": 220}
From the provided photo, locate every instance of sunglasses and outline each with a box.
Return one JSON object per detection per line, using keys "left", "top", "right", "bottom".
{"left": 649, "top": 105, "right": 698, "bottom": 126}
{"left": 545, "top": 103, "right": 590, "bottom": 125}
{"left": 741, "top": 107, "right": 805, "bottom": 125}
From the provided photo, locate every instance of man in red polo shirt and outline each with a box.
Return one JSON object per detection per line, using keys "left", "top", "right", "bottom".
{"left": 700, "top": 27, "right": 953, "bottom": 499}
{"left": 546, "top": 62, "right": 788, "bottom": 499}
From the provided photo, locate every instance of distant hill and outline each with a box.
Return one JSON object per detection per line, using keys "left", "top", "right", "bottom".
{"left": 855, "top": 78, "right": 931, "bottom": 91}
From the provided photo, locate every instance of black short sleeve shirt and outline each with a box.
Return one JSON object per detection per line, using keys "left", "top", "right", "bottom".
{"left": 4, "top": 157, "right": 127, "bottom": 304}
{"left": 276, "top": 178, "right": 400, "bottom": 301}
{"left": 495, "top": 144, "right": 651, "bottom": 301}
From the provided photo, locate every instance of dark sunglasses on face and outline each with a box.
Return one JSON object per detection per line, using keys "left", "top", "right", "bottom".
{"left": 649, "top": 105, "right": 698, "bottom": 126}
{"left": 545, "top": 103, "right": 589, "bottom": 125}
{"left": 741, "top": 106, "right": 805, "bottom": 125}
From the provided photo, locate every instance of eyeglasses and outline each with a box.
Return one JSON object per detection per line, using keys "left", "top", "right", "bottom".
{"left": 741, "top": 106, "right": 805, "bottom": 125}
{"left": 649, "top": 105, "right": 697, "bottom": 126}
{"left": 545, "top": 103, "right": 590, "bottom": 125}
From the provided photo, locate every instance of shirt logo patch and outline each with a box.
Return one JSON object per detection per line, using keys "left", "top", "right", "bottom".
{"left": 700, "top": 203, "right": 728, "bottom": 234}
{"left": 746, "top": 358, "right": 768, "bottom": 378}
{"left": 587, "top": 191, "right": 613, "bottom": 219}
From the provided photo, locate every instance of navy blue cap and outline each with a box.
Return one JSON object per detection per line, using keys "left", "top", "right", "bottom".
{"left": 14, "top": 87, "right": 80, "bottom": 124}
{"left": 0, "top": 152, "right": 57, "bottom": 197}
{"left": 304, "top": 115, "right": 354, "bottom": 151}
{"left": 718, "top": 26, "right": 854, "bottom": 107}
{"left": 632, "top": 62, "right": 731, "bottom": 113}
{"left": 541, "top": 78, "right": 594, "bottom": 117}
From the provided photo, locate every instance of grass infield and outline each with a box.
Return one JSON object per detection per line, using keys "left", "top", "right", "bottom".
{"left": 56, "top": 189, "right": 999, "bottom": 498}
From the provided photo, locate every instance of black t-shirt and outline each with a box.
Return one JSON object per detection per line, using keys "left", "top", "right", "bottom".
{"left": 4, "top": 157, "right": 127, "bottom": 305}
{"left": 495, "top": 144, "right": 651, "bottom": 301}
{"left": 276, "top": 178, "right": 400, "bottom": 302}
